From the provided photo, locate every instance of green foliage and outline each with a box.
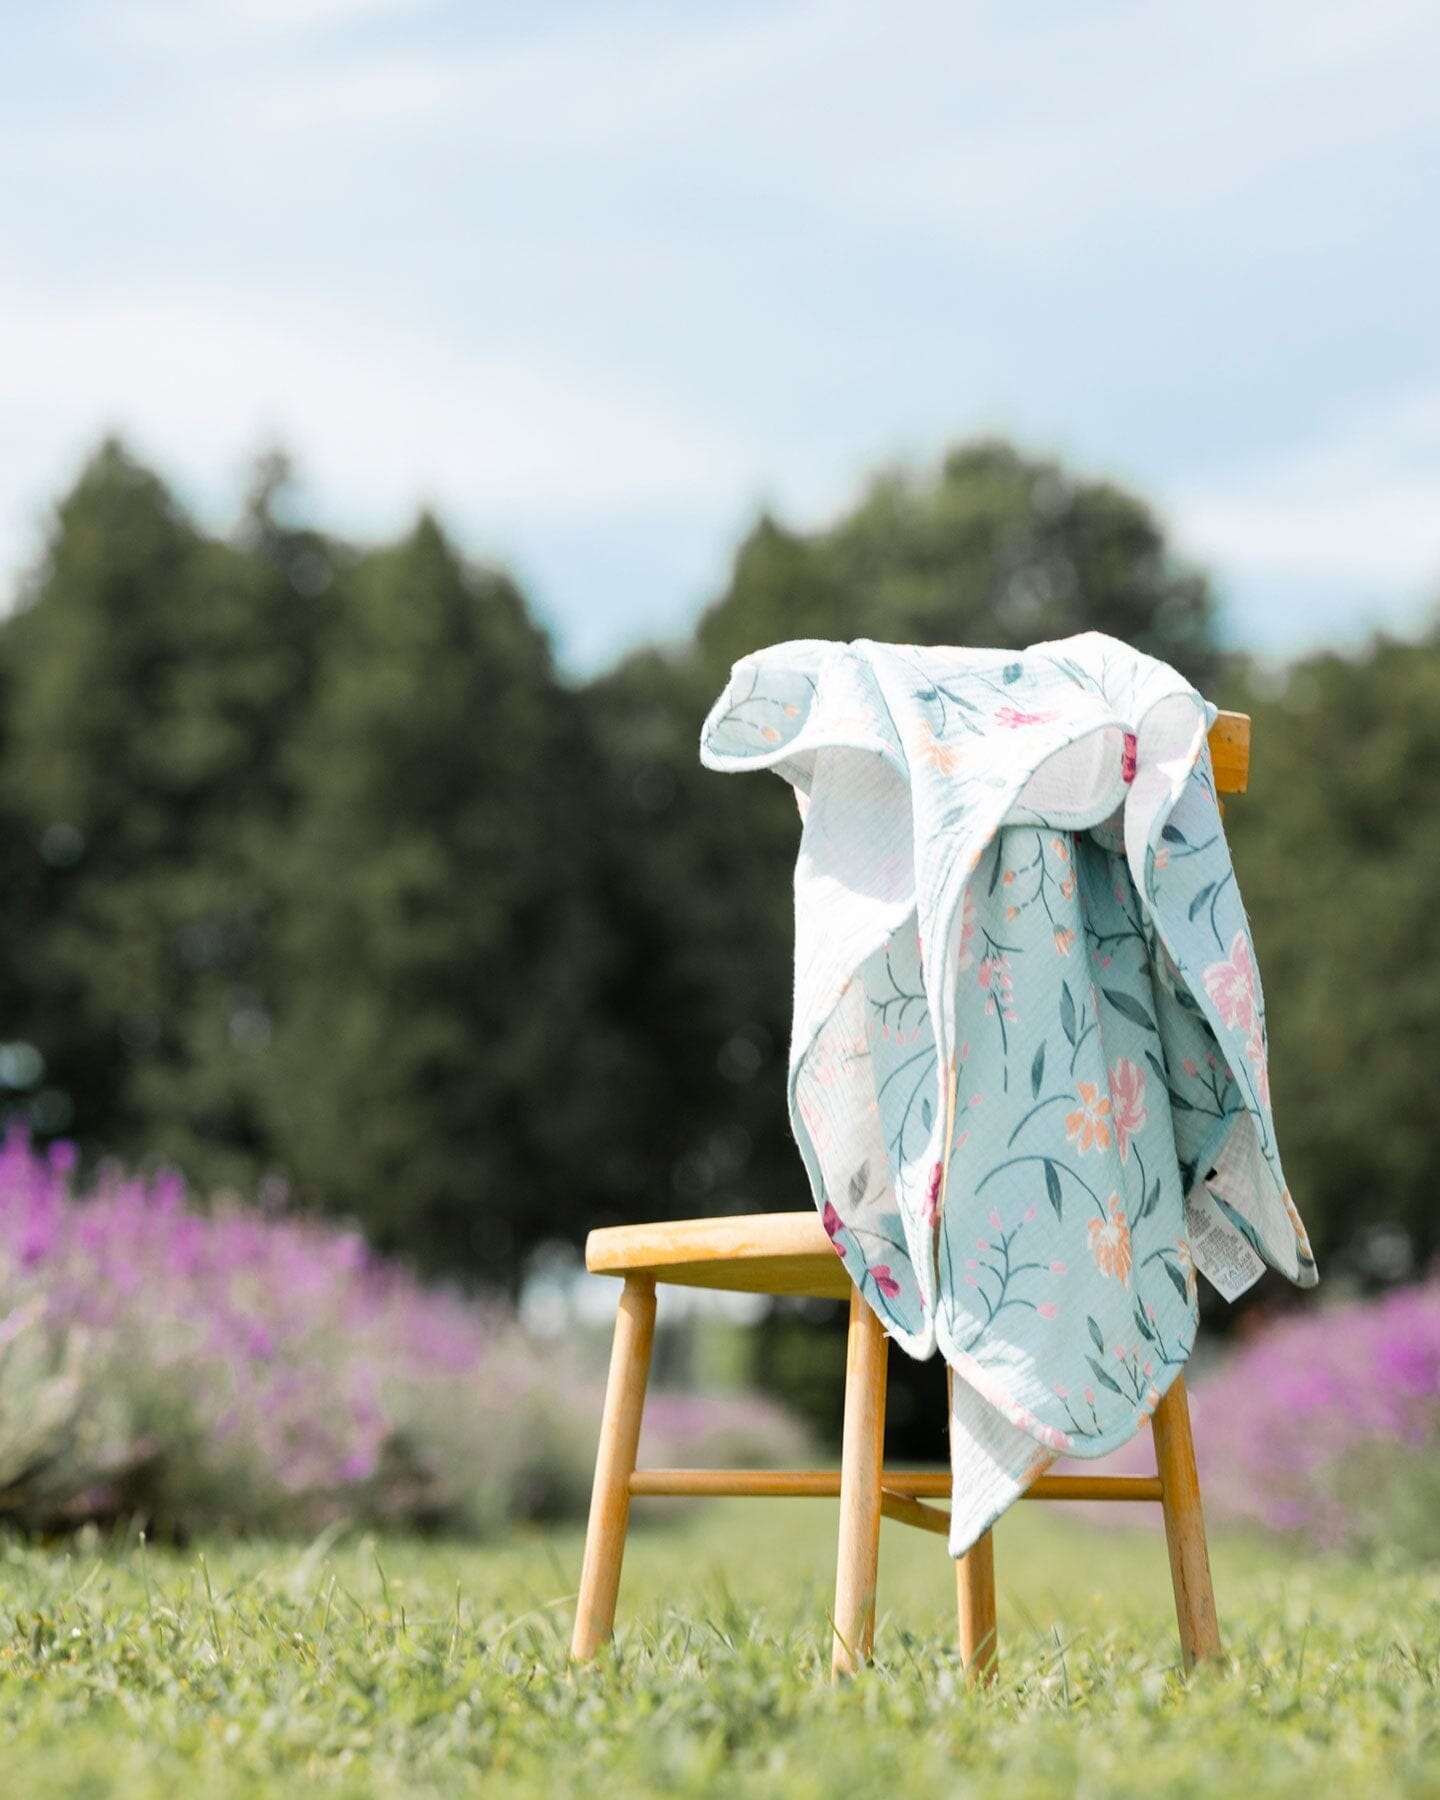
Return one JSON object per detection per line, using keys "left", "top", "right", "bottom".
{"left": 694, "top": 440, "right": 1218, "bottom": 686}
{"left": 583, "top": 442, "right": 1218, "bottom": 1236}
{"left": 1, "top": 1507, "right": 1438, "bottom": 1797}
{"left": 1, "top": 431, "right": 1434, "bottom": 1314}
{"left": 1220, "top": 631, "right": 1440, "bottom": 1278}
{"left": 0, "top": 442, "right": 337, "bottom": 1180}
{"left": 251, "top": 514, "right": 589, "bottom": 1268}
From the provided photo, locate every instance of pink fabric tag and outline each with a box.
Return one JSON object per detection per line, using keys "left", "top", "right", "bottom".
{"left": 1121, "top": 731, "right": 1138, "bottom": 784}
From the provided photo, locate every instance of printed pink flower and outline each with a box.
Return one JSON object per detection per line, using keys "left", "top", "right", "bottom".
{"left": 822, "top": 1201, "right": 847, "bottom": 1256}
{"left": 995, "top": 705, "right": 1060, "bottom": 728}
{"left": 955, "top": 892, "right": 976, "bottom": 972}
{"left": 1036, "top": 1301, "right": 1059, "bottom": 1320}
{"left": 1246, "top": 1025, "right": 1271, "bottom": 1107}
{"left": 1203, "top": 930, "right": 1256, "bottom": 1033}
{"left": 1087, "top": 1195, "right": 1133, "bottom": 1287}
{"left": 924, "top": 1160, "right": 943, "bottom": 1228}
{"left": 872, "top": 1265, "right": 901, "bottom": 1299}
{"left": 1107, "top": 1058, "right": 1148, "bottom": 1164}
{"left": 1121, "top": 731, "right": 1138, "bottom": 783}
{"left": 1065, "top": 1081, "right": 1112, "bottom": 1154}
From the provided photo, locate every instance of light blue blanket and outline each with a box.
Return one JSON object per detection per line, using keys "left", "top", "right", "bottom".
{"left": 701, "top": 632, "right": 1317, "bottom": 1553}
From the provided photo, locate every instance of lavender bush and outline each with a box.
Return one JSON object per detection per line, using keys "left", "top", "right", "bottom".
{"left": 0, "top": 1132, "right": 805, "bottom": 1536}
{"left": 1074, "top": 1279, "right": 1440, "bottom": 1556}
{"left": 1185, "top": 1281, "right": 1440, "bottom": 1555}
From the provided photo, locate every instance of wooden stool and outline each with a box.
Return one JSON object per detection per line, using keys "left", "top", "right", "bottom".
{"left": 571, "top": 712, "right": 1251, "bottom": 1680}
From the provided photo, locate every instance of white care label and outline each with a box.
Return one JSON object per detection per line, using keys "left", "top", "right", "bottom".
{"left": 1183, "top": 1182, "right": 1266, "bottom": 1303}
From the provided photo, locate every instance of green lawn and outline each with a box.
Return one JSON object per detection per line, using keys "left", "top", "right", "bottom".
{"left": 1, "top": 1498, "right": 1437, "bottom": 1797}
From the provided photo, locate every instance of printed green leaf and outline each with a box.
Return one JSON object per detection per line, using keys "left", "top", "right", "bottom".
{"left": 1087, "top": 1315, "right": 1105, "bottom": 1354}
{"left": 1163, "top": 1258, "right": 1191, "bottom": 1305}
{"left": 848, "top": 1163, "right": 869, "bottom": 1207}
{"left": 1059, "top": 982, "right": 1077, "bottom": 1046}
{"left": 1144, "top": 1049, "right": 1168, "bottom": 1084}
{"left": 1030, "top": 1041, "right": 1046, "bottom": 1100}
{"left": 1044, "top": 1160, "right": 1063, "bottom": 1219}
{"left": 921, "top": 1096, "right": 933, "bottom": 1132}
{"left": 1188, "top": 881, "right": 1216, "bottom": 921}
{"left": 1161, "top": 823, "right": 1187, "bottom": 844}
{"left": 1085, "top": 1354, "right": 1125, "bottom": 1397}
{"left": 1134, "top": 1303, "right": 1157, "bottom": 1343}
{"left": 1101, "top": 987, "right": 1156, "bottom": 1032}
{"left": 1003, "top": 661, "right": 1022, "bottom": 684}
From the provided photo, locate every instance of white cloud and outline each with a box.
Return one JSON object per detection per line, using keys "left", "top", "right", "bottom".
{"left": 1170, "top": 391, "right": 1440, "bottom": 592}
{"left": 5, "top": 0, "right": 1440, "bottom": 661}
{"left": 91, "top": 0, "right": 441, "bottom": 51}
{"left": 0, "top": 282, "right": 750, "bottom": 585}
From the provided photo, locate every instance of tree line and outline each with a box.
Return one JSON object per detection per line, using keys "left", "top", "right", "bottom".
{"left": 0, "top": 437, "right": 1432, "bottom": 1305}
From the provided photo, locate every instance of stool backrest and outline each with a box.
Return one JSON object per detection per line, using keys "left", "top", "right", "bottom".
{"left": 1209, "top": 712, "right": 1250, "bottom": 796}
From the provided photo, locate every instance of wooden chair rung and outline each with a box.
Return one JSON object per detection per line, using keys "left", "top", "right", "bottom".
{"left": 628, "top": 1467, "right": 1164, "bottom": 1502}
{"left": 880, "top": 1490, "right": 950, "bottom": 1535}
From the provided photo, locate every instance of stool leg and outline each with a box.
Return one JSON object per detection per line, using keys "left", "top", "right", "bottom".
{"left": 571, "top": 1275, "right": 657, "bottom": 1659}
{"left": 831, "top": 1286, "right": 888, "bottom": 1678}
{"left": 1152, "top": 1372, "right": 1222, "bottom": 1670}
{"left": 956, "top": 1528, "right": 998, "bottom": 1684}
{"left": 947, "top": 1369, "right": 998, "bottom": 1682}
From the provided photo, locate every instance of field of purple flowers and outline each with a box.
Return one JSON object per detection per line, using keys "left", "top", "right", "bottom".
{"left": 3, "top": 1121, "right": 1433, "bottom": 1554}
{"left": 0, "top": 1131, "right": 804, "bottom": 1536}
{"left": 1184, "top": 1279, "right": 1440, "bottom": 1556}
{"left": 1067, "top": 1276, "right": 1440, "bottom": 1559}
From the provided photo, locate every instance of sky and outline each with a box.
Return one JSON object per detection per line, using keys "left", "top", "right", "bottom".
{"left": 1, "top": 0, "right": 1438, "bottom": 672}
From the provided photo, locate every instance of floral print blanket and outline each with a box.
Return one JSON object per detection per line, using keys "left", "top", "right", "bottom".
{"left": 700, "top": 631, "right": 1317, "bottom": 1554}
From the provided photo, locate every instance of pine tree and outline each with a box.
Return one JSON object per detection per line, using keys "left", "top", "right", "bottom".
{"left": 0, "top": 442, "right": 337, "bottom": 1176}
{"left": 257, "top": 515, "right": 588, "bottom": 1278}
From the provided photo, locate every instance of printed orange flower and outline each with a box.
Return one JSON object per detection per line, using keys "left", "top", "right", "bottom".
{"left": 1087, "top": 1195, "right": 1132, "bottom": 1286}
{"left": 1065, "top": 1081, "right": 1112, "bottom": 1154}
{"left": 1053, "top": 926, "right": 1075, "bottom": 956}
{"left": 1175, "top": 1237, "right": 1197, "bottom": 1300}
{"left": 1281, "top": 1187, "right": 1313, "bottom": 1259}
{"left": 915, "top": 722, "right": 960, "bottom": 775}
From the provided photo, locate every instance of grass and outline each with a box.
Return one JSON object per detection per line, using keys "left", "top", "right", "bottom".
{"left": 1, "top": 1498, "right": 1437, "bottom": 1797}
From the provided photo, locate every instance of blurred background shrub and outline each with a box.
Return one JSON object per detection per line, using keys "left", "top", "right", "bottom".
{"left": 1081, "top": 1276, "right": 1440, "bottom": 1562}
{"left": 0, "top": 1129, "right": 804, "bottom": 1537}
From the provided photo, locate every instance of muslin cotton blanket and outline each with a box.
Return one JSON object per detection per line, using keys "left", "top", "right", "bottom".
{"left": 700, "top": 632, "right": 1317, "bottom": 1555}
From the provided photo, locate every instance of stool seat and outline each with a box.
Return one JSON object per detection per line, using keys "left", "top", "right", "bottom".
{"left": 586, "top": 1212, "right": 850, "bottom": 1298}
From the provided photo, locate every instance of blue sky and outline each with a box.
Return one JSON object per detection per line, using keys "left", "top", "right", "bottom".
{"left": 2, "top": 0, "right": 1438, "bottom": 672}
